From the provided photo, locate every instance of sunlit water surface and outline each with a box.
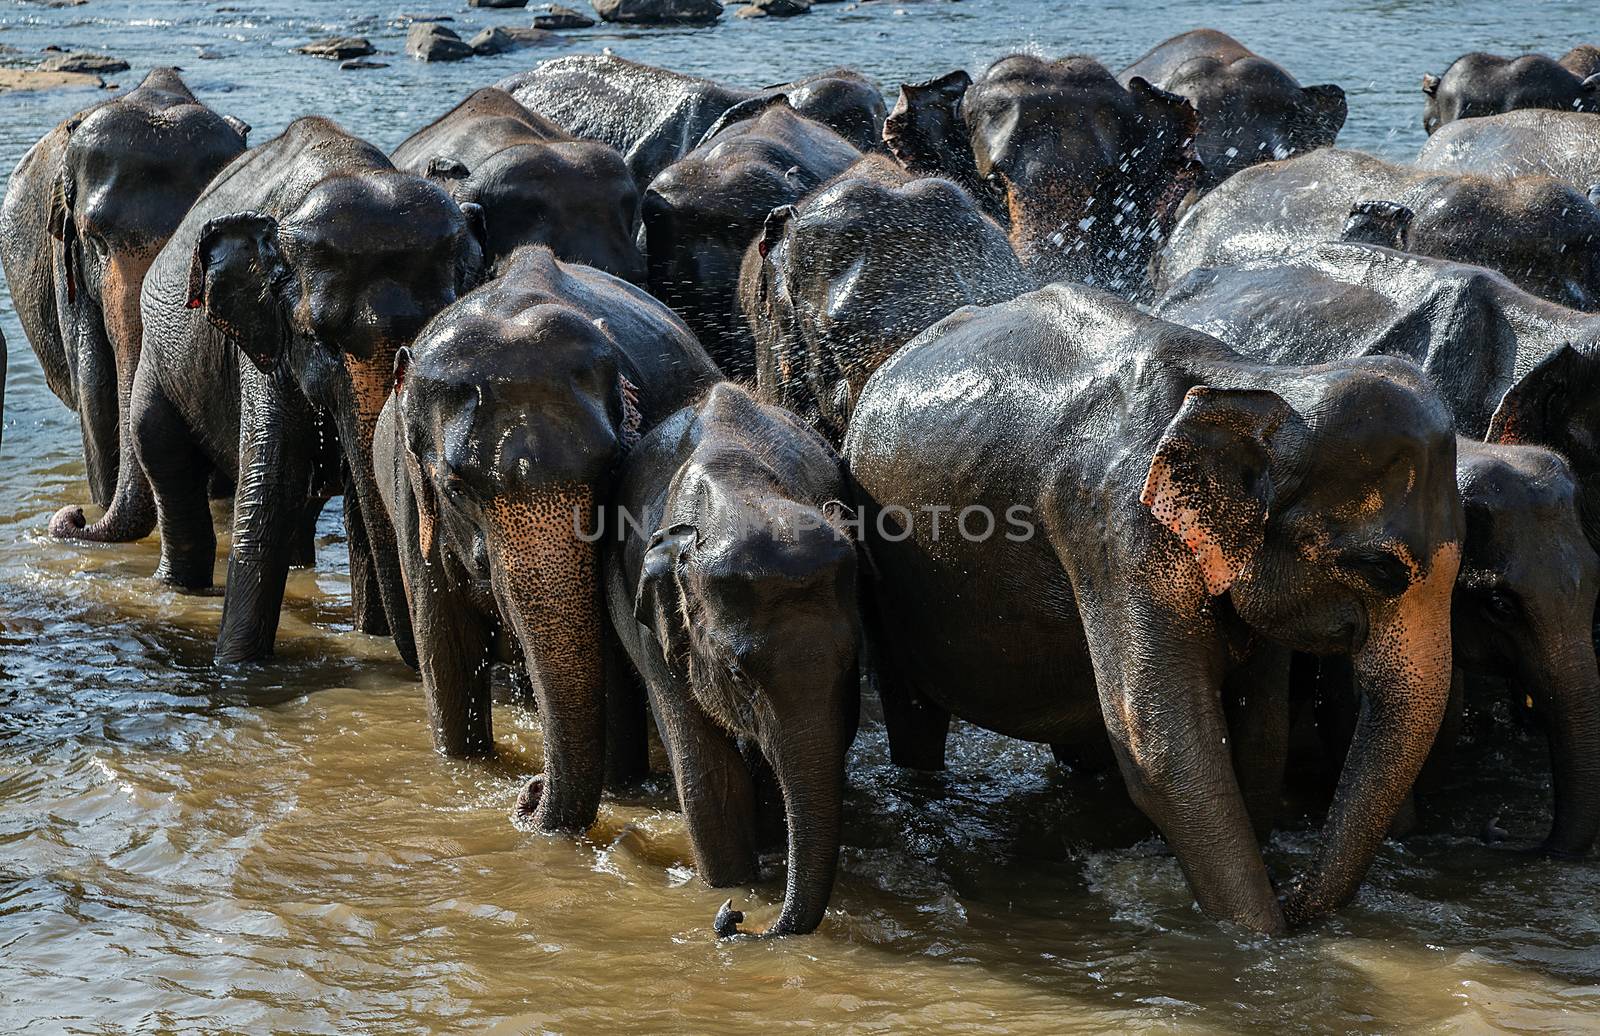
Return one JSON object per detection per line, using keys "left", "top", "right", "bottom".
{"left": 1, "top": 1, "right": 1598, "bottom": 1031}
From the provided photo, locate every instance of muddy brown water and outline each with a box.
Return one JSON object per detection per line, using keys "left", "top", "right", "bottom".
{"left": 3, "top": 0, "right": 1599, "bottom": 1031}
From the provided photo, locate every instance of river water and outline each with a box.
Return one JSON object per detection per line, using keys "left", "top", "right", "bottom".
{"left": 1, "top": 1, "right": 1598, "bottom": 1032}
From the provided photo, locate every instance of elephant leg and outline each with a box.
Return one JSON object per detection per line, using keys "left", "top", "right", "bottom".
{"left": 741, "top": 737, "right": 787, "bottom": 854}
{"left": 289, "top": 495, "right": 325, "bottom": 570}
{"left": 344, "top": 487, "right": 389, "bottom": 636}
{"left": 603, "top": 629, "right": 651, "bottom": 790}
{"left": 873, "top": 664, "right": 950, "bottom": 771}
{"left": 638, "top": 646, "right": 758, "bottom": 887}
{"left": 1223, "top": 646, "right": 1292, "bottom": 842}
{"left": 136, "top": 379, "right": 215, "bottom": 590}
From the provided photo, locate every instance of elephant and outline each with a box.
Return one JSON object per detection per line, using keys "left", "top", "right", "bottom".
{"left": 1154, "top": 239, "right": 1600, "bottom": 544}
{"left": 882, "top": 55, "right": 1202, "bottom": 291}
{"left": 604, "top": 381, "right": 859, "bottom": 937}
{"left": 134, "top": 116, "right": 484, "bottom": 665}
{"left": 0, "top": 68, "right": 248, "bottom": 542}
{"left": 739, "top": 154, "right": 1030, "bottom": 444}
{"left": 844, "top": 282, "right": 1464, "bottom": 933}
{"left": 497, "top": 56, "right": 886, "bottom": 187}
{"left": 1421, "top": 47, "right": 1600, "bottom": 135}
{"left": 880, "top": 71, "right": 999, "bottom": 219}
{"left": 1416, "top": 109, "right": 1600, "bottom": 201}
{"left": 390, "top": 87, "right": 645, "bottom": 285}
{"left": 1157, "top": 148, "right": 1600, "bottom": 311}
{"left": 1118, "top": 29, "right": 1346, "bottom": 190}
{"left": 642, "top": 96, "right": 859, "bottom": 381}
{"left": 374, "top": 244, "right": 720, "bottom": 833}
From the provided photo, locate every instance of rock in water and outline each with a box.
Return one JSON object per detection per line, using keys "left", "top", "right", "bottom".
{"left": 469, "top": 26, "right": 563, "bottom": 53}
{"left": 340, "top": 59, "right": 391, "bottom": 70}
{"left": 296, "top": 36, "right": 376, "bottom": 60}
{"left": 470, "top": 0, "right": 529, "bottom": 6}
{"left": 591, "top": 0, "right": 723, "bottom": 25}
{"left": 0, "top": 68, "right": 103, "bottom": 93}
{"left": 534, "top": 3, "right": 597, "bottom": 27}
{"left": 407, "top": 22, "right": 475, "bottom": 61}
{"left": 37, "top": 52, "right": 129, "bottom": 74}
{"left": 735, "top": 0, "right": 809, "bottom": 14}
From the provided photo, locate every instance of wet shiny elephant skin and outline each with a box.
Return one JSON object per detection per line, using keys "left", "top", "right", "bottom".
{"left": 740, "top": 154, "right": 1030, "bottom": 445}
{"left": 390, "top": 87, "right": 646, "bottom": 285}
{"left": 1420, "top": 48, "right": 1600, "bottom": 135}
{"left": 1154, "top": 241, "right": 1600, "bottom": 543}
{"left": 1159, "top": 148, "right": 1600, "bottom": 310}
{"left": 374, "top": 245, "right": 719, "bottom": 834}
{"left": 1118, "top": 29, "right": 1346, "bottom": 189}
{"left": 497, "top": 55, "right": 886, "bottom": 188}
{"left": 135, "top": 116, "right": 483, "bottom": 666}
{"left": 0, "top": 68, "right": 247, "bottom": 543}
{"left": 643, "top": 98, "right": 860, "bottom": 381}
{"left": 845, "top": 283, "right": 1463, "bottom": 933}
{"left": 605, "top": 382, "right": 859, "bottom": 937}
{"left": 1416, "top": 109, "right": 1600, "bottom": 201}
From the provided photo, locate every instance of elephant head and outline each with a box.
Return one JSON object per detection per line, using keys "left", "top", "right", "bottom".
{"left": 186, "top": 171, "right": 485, "bottom": 666}
{"left": 1423, "top": 53, "right": 1600, "bottom": 135}
{"left": 634, "top": 407, "right": 859, "bottom": 935}
{"left": 964, "top": 55, "right": 1202, "bottom": 291}
{"left": 1451, "top": 441, "right": 1600, "bottom": 857}
{"left": 1141, "top": 360, "right": 1463, "bottom": 925}
{"left": 881, "top": 71, "right": 993, "bottom": 207}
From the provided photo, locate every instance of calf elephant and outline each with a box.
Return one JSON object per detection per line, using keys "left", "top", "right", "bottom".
{"left": 1155, "top": 239, "right": 1600, "bottom": 541}
{"left": 885, "top": 55, "right": 1201, "bottom": 291}
{"left": 1416, "top": 109, "right": 1600, "bottom": 201}
{"left": 498, "top": 56, "right": 885, "bottom": 187}
{"left": 136, "top": 116, "right": 483, "bottom": 665}
{"left": 845, "top": 283, "right": 1463, "bottom": 933}
{"left": 1119, "top": 29, "right": 1346, "bottom": 189}
{"left": 1158, "top": 149, "right": 1600, "bottom": 310}
{"left": 606, "top": 382, "right": 859, "bottom": 936}
{"left": 375, "top": 245, "right": 719, "bottom": 833}
{"left": 391, "top": 87, "right": 645, "bottom": 284}
{"left": 643, "top": 97, "right": 859, "bottom": 380}
{"left": 740, "top": 154, "right": 1030, "bottom": 444}
{"left": 0, "top": 68, "right": 247, "bottom": 541}
{"left": 1421, "top": 48, "right": 1600, "bottom": 134}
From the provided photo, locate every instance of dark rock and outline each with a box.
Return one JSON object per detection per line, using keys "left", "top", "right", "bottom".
{"left": 38, "top": 52, "right": 130, "bottom": 74}
{"left": 295, "top": 36, "right": 376, "bottom": 60}
{"left": 340, "top": 59, "right": 391, "bottom": 70}
{"left": 469, "top": 26, "right": 563, "bottom": 53}
{"left": 533, "top": 4, "right": 596, "bottom": 28}
{"left": 470, "top": 0, "right": 529, "bottom": 6}
{"left": 736, "top": 0, "right": 809, "bottom": 14}
{"left": 591, "top": 0, "right": 723, "bottom": 25}
{"left": 407, "top": 22, "right": 475, "bottom": 61}
{"left": 0, "top": 68, "right": 103, "bottom": 92}
{"left": 392, "top": 13, "right": 455, "bottom": 25}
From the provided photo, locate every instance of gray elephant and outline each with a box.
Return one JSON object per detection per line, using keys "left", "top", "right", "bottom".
{"left": 739, "top": 154, "right": 1030, "bottom": 444}
{"left": 1158, "top": 149, "right": 1600, "bottom": 310}
{"left": 1416, "top": 109, "right": 1600, "bottom": 202}
{"left": 1421, "top": 48, "right": 1600, "bottom": 134}
{"left": 1119, "top": 29, "right": 1346, "bottom": 189}
{"left": 375, "top": 245, "right": 719, "bottom": 832}
{"left": 605, "top": 381, "right": 859, "bottom": 936}
{"left": 391, "top": 87, "right": 645, "bottom": 284}
{"left": 0, "top": 68, "right": 247, "bottom": 542}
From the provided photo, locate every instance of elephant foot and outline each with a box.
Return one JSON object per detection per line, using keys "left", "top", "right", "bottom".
{"left": 714, "top": 898, "right": 748, "bottom": 939}
{"left": 48, "top": 505, "right": 88, "bottom": 539}
{"left": 513, "top": 774, "right": 545, "bottom": 823}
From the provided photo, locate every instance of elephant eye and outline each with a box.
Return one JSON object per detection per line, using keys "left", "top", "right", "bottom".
{"left": 1479, "top": 588, "right": 1519, "bottom": 621}
{"left": 1335, "top": 549, "right": 1413, "bottom": 596}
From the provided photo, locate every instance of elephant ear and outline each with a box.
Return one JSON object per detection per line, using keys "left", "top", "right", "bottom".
{"left": 697, "top": 94, "right": 792, "bottom": 149}
{"left": 1421, "top": 72, "right": 1441, "bottom": 97}
{"left": 757, "top": 204, "right": 794, "bottom": 259}
{"left": 1487, "top": 344, "right": 1600, "bottom": 447}
{"left": 1299, "top": 83, "right": 1348, "bottom": 140}
{"left": 186, "top": 211, "right": 290, "bottom": 373}
{"left": 1141, "top": 386, "right": 1303, "bottom": 596}
{"left": 426, "top": 155, "right": 471, "bottom": 182}
{"left": 634, "top": 523, "right": 698, "bottom": 666}
{"left": 884, "top": 70, "right": 974, "bottom": 176}
{"left": 1342, "top": 200, "right": 1413, "bottom": 249}
{"left": 48, "top": 171, "right": 78, "bottom": 303}
{"left": 1582, "top": 73, "right": 1600, "bottom": 105}
{"left": 1127, "top": 76, "right": 1205, "bottom": 203}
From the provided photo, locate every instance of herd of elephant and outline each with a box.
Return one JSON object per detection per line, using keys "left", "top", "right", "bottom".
{"left": 2, "top": 29, "right": 1599, "bottom": 939}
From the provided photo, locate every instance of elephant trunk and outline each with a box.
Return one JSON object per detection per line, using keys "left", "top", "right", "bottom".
{"left": 763, "top": 719, "right": 847, "bottom": 937}
{"left": 1282, "top": 544, "right": 1459, "bottom": 926}
{"left": 50, "top": 253, "right": 156, "bottom": 543}
{"left": 338, "top": 351, "right": 417, "bottom": 669}
{"left": 1522, "top": 615, "right": 1600, "bottom": 857}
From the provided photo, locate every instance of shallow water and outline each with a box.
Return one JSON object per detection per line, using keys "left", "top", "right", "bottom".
{"left": 1, "top": 1, "right": 1598, "bottom": 1032}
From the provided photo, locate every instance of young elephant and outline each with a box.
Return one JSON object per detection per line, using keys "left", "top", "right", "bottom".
{"left": 375, "top": 245, "right": 719, "bottom": 833}
{"left": 1118, "top": 29, "right": 1346, "bottom": 189}
{"left": 884, "top": 55, "right": 1202, "bottom": 291}
{"left": 740, "top": 155, "right": 1030, "bottom": 444}
{"left": 1421, "top": 48, "right": 1600, "bottom": 134}
{"left": 846, "top": 283, "right": 1464, "bottom": 933}
{"left": 136, "top": 116, "right": 484, "bottom": 665}
{"left": 1416, "top": 109, "right": 1600, "bottom": 200}
{"left": 390, "top": 87, "right": 645, "bottom": 284}
{"left": 0, "top": 68, "right": 248, "bottom": 542}
{"left": 1158, "top": 149, "right": 1600, "bottom": 310}
{"left": 605, "top": 382, "right": 859, "bottom": 937}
